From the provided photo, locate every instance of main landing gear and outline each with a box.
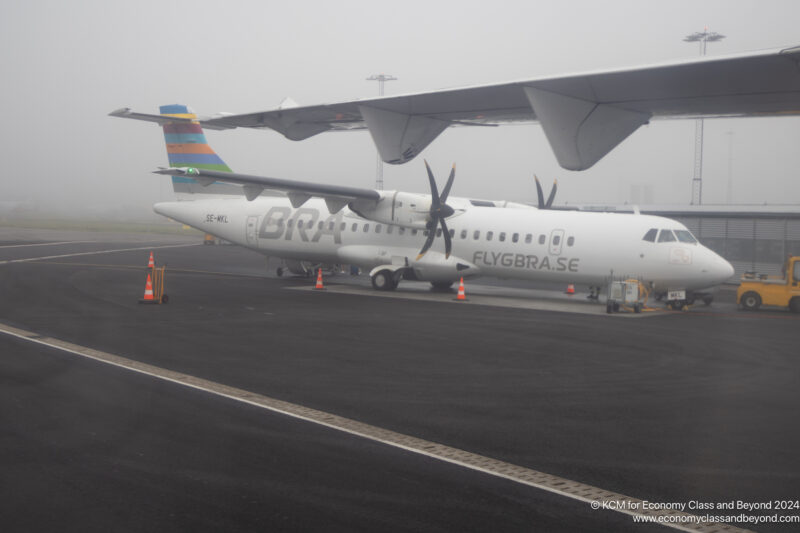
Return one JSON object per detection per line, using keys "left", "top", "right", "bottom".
{"left": 371, "top": 269, "right": 399, "bottom": 291}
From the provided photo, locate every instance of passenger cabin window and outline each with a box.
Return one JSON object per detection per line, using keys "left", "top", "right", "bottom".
{"left": 793, "top": 262, "right": 800, "bottom": 283}
{"left": 499, "top": 232, "right": 506, "bottom": 242}
{"left": 525, "top": 234, "right": 532, "bottom": 244}
{"left": 460, "top": 229, "right": 467, "bottom": 239}
{"left": 363, "top": 224, "right": 369, "bottom": 232}
{"left": 567, "top": 236, "right": 574, "bottom": 247}
{"left": 473, "top": 230, "right": 480, "bottom": 240}
{"left": 449, "top": 229, "right": 455, "bottom": 238}
{"left": 399, "top": 227, "right": 405, "bottom": 235}
{"left": 412, "top": 229, "right": 418, "bottom": 236}
{"left": 657, "top": 229, "right": 676, "bottom": 242}
{"left": 538, "top": 235, "right": 546, "bottom": 245}
{"left": 436, "top": 228, "right": 442, "bottom": 237}
{"left": 674, "top": 230, "right": 697, "bottom": 244}
{"left": 351, "top": 223, "right": 358, "bottom": 232}
{"left": 318, "top": 221, "right": 324, "bottom": 230}
{"left": 552, "top": 235, "right": 561, "bottom": 246}
{"left": 340, "top": 222, "right": 346, "bottom": 231}
{"left": 387, "top": 225, "right": 393, "bottom": 234}
{"left": 375, "top": 224, "right": 382, "bottom": 233}
{"left": 642, "top": 228, "right": 658, "bottom": 242}
{"left": 512, "top": 233, "right": 519, "bottom": 243}
{"left": 487, "top": 231, "right": 494, "bottom": 241}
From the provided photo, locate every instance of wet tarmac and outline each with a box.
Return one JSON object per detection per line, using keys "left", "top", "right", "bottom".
{"left": 1, "top": 228, "right": 798, "bottom": 532}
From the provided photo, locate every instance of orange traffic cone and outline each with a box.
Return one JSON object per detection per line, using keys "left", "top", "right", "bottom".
{"left": 314, "top": 268, "right": 326, "bottom": 290}
{"left": 566, "top": 284, "right": 575, "bottom": 295}
{"left": 142, "top": 273, "right": 154, "bottom": 301}
{"left": 147, "top": 251, "right": 155, "bottom": 269}
{"left": 454, "top": 277, "right": 467, "bottom": 301}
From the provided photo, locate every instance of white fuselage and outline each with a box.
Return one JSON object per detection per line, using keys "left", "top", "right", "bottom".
{"left": 155, "top": 194, "right": 734, "bottom": 291}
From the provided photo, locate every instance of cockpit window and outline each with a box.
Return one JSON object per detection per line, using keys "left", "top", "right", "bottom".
{"left": 657, "top": 229, "right": 676, "bottom": 242}
{"left": 674, "top": 230, "right": 697, "bottom": 244}
{"left": 642, "top": 228, "right": 658, "bottom": 242}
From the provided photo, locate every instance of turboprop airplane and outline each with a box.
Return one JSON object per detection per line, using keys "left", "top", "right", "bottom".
{"left": 112, "top": 105, "right": 734, "bottom": 307}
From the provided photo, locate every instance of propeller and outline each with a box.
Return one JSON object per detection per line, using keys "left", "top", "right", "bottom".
{"left": 534, "top": 175, "right": 558, "bottom": 209}
{"left": 417, "top": 160, "right": 456, "bottom": 260}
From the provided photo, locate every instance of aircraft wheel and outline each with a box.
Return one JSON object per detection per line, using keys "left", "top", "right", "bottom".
{"left": 371, "top": 270, "right": 397, "bottom": 291}
{"left": 789, "top": 297, "right": 800, "bottom": 313}
{"left": 161, "top": 294, "right": 169, "bottom": 304}
{"left": 740, "top": 292, "right": 761, "bottom": 311}
{"left": 633, "top": 303, "right": 642, "bottom": 313}
{"left": 430, "top": 281, "right": 454, "bottom": 291}
{"left": 606, "top": 302, "right": 614, "bottom": 314}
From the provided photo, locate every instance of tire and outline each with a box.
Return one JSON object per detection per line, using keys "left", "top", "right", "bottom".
{"left": 606, "top": 302, "right": 613, "bottom": 314}
{"left": 789, "top": 297, "right": 800, "bottom": 314}
{"left": 160, "top": 294, "right": 169, "bottom": 304}
{"left": 430, "top": 281, "right": 454, "bottom": 291}
{"left": 371, "top": 270, "right": 397, "bottom": 291}
{"left": 633, "top": 303, "right": 641, "bottom": 313}
{"left": 740, "top": 291, "right": 761, "bottom": 311}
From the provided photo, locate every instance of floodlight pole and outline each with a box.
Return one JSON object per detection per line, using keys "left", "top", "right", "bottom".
{"left": 683, "top": 28, "right": 725, "bottom": 205}
{"left": 366, "top": 74, "right": 397, "bottom": 190}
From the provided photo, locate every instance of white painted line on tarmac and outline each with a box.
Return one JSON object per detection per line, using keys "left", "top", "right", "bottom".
{"left": 0, "top": 322, "right": 749, "bottom": 532}
{"left": 289, "top": 284, "right": 659, "bottom": 317}
{"left": 0, "top": 243, "right": 202, "bottom": 265}
{"left": 0, "top": 240, "right": 95, "bottom": 249}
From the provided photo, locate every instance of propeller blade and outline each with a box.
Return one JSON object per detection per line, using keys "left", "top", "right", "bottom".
{"left": 424, "top": 160, "right": 441, "bottom": 207}
{"left": 440, "top": 218, "right": 452, "bottom": 258}
{"left": 545, "top": 179, "right": 558, "bottom": 208}
{"left": 440, "top": 163, "right": 456, "bottom": 202}
{"left": 416, "top": 220, "right": 438, "bottom": 260}
{"left": 534, "top": 175, "right": 545, "bottom": 208}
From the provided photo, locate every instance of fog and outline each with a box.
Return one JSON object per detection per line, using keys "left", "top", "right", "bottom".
{"left": 1, "top": 0, "right": 799, "bottom": 221}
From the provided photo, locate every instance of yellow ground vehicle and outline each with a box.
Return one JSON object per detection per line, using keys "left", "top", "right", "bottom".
{"left": 737, "top": 256, "right": 800, "bottom": 312}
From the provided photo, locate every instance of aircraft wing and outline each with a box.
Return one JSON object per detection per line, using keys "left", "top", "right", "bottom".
{"left": 154, "top": 167, "right": 380, "bottom": 212}
{"left": 199, "top": 45, "right": 800, "bottom": 170}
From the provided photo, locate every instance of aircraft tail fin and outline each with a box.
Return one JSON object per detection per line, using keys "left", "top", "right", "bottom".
{"left": 159, "top": 104, "right": 237, "bottom": 198}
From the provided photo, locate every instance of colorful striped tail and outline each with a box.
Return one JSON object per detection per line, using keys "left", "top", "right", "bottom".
{"left": 159, "top": 104, "right": 236, "bottom": 197}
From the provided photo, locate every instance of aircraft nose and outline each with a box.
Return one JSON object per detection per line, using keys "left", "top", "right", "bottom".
{"left": 708, "top": 252, "right": 735, "bottom": 283}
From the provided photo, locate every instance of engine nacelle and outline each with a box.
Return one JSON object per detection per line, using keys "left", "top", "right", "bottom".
{"left": 349, "top": 191, "right": 432, "bottom": 229}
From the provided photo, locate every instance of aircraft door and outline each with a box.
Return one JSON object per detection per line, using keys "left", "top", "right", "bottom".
{"left": 549, "top": 229, "right": 565, "bottom": 255}
{"left": 246, "top": 216, "right": 259, "bottom": 246}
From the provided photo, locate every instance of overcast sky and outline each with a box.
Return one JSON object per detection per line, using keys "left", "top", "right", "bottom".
{"left": 2, "top": 0, "right": 799, "bottom": 219}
